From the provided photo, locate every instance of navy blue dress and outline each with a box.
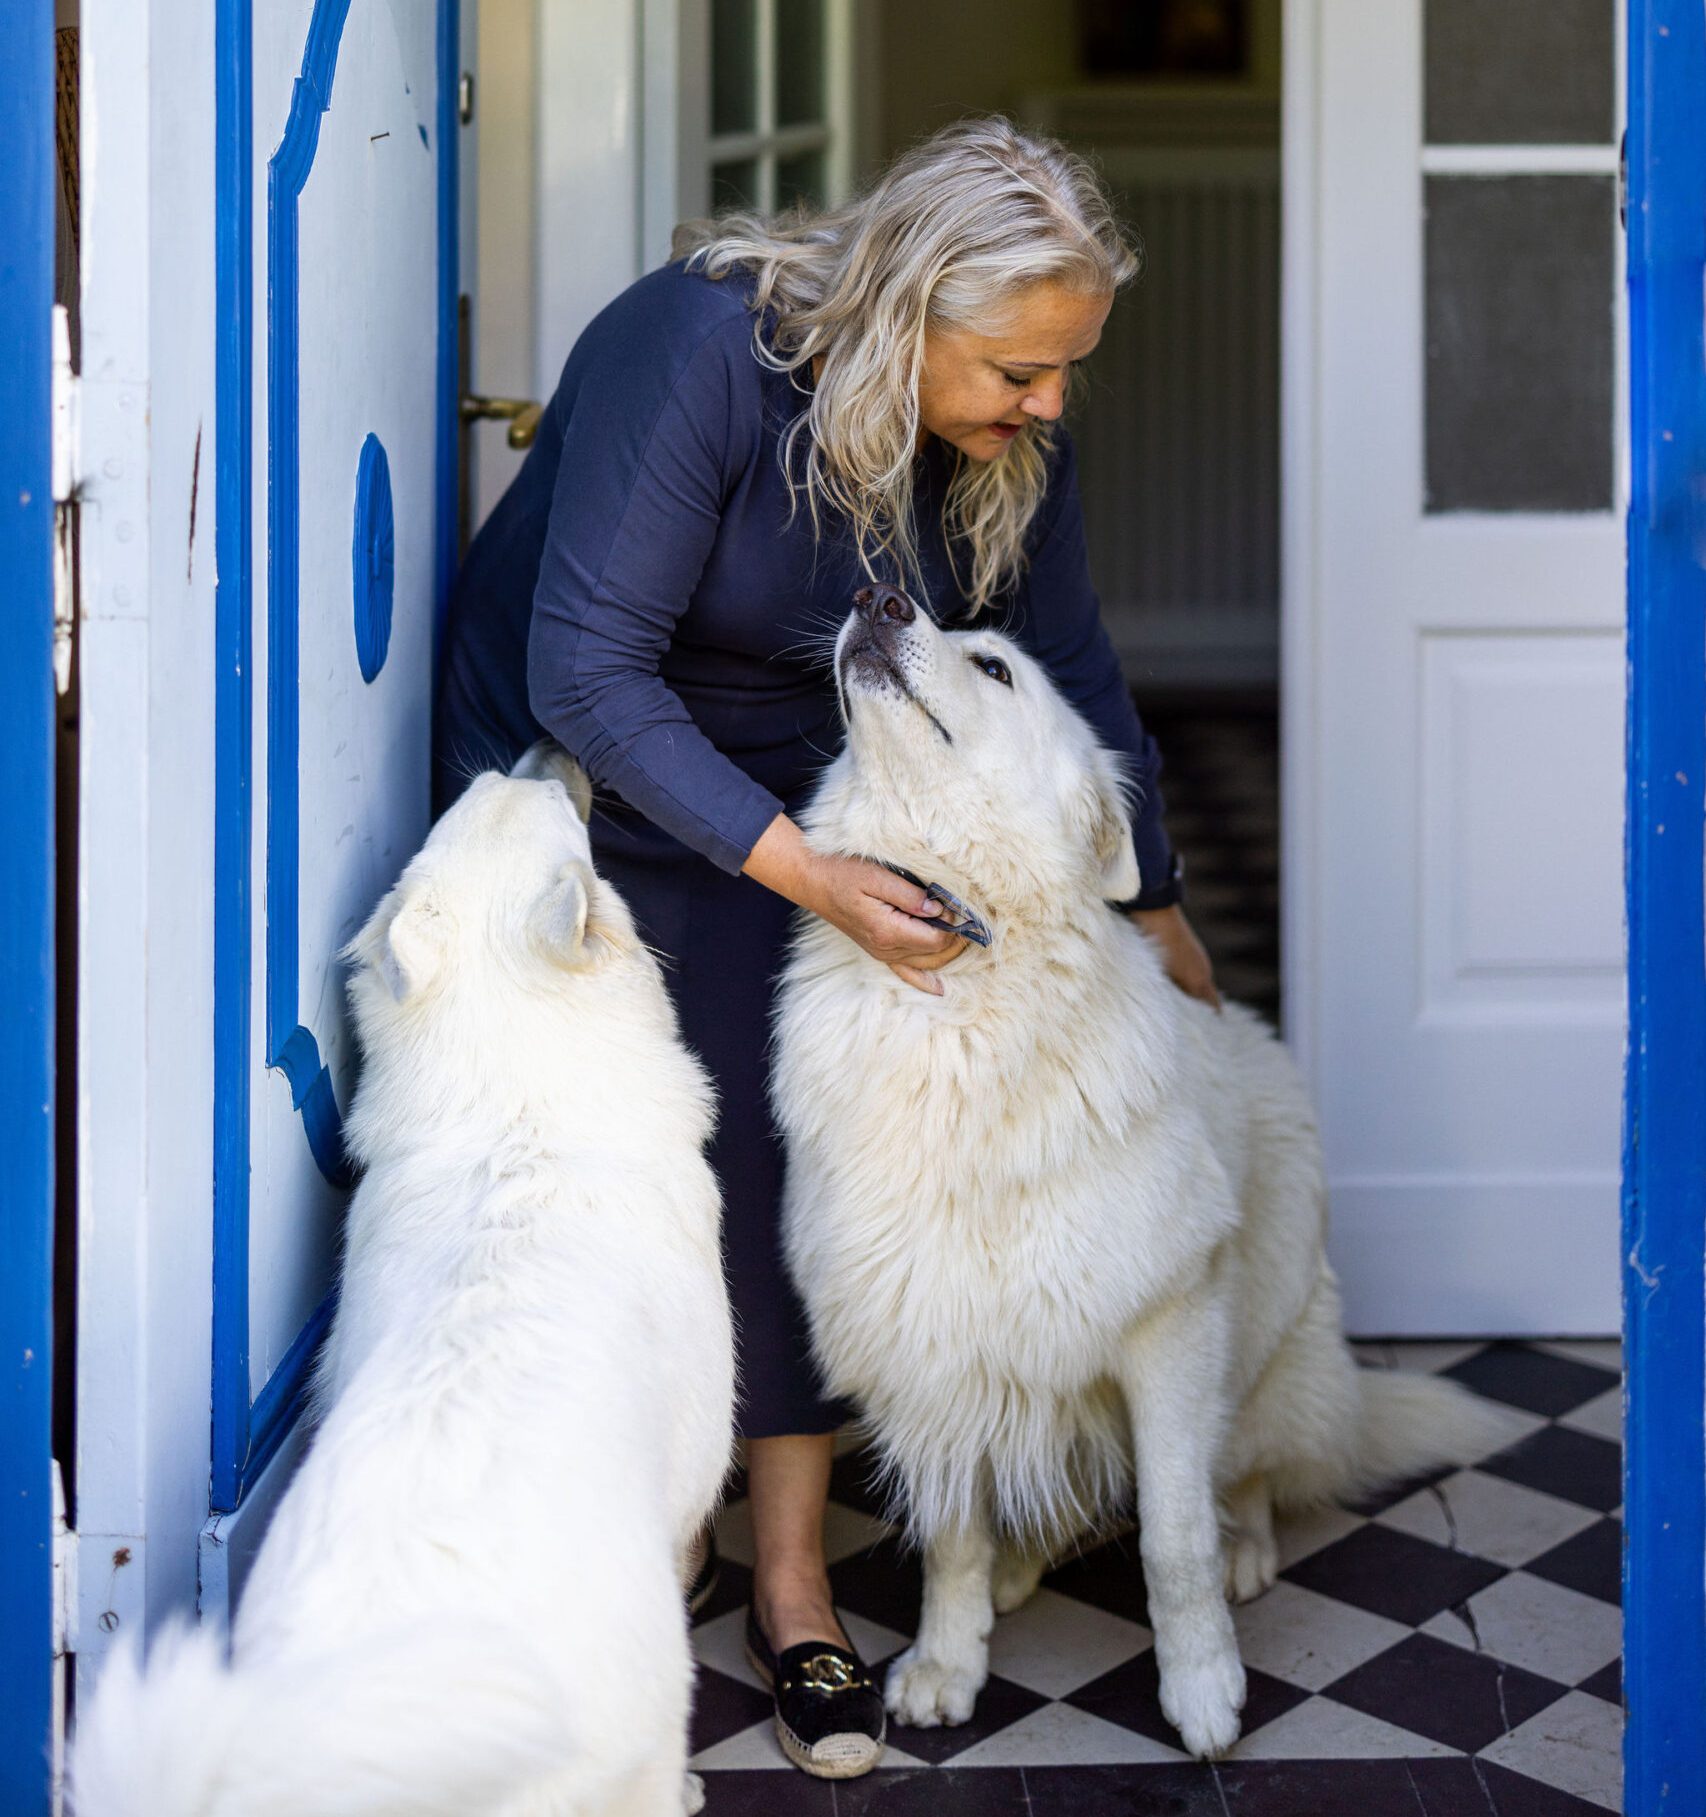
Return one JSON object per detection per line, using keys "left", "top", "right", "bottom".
{"left": 434, "top": 260, "right": 1179, "bottom": 1437}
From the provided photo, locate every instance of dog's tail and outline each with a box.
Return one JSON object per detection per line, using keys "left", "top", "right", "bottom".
{"left": 70, "top": 1619, "right": 577, "bottom": 1817}
{"left": 1342, "top": 1366, "right": 1518, "bottom": 1500}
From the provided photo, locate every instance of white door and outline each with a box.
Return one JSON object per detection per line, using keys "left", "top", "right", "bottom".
{"left": 1284, "top": 0, "right": 1624, "bottom": 1334}
{"left": 210, "top": 0, "right": 458, "bottom": 1509}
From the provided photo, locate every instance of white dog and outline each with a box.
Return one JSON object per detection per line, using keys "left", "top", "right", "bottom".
{"left": 771, "top": 589, "right": 1503, "bottom": 1760}
{"left": 72, "top": 747, "right": 734, "bottom": 1817}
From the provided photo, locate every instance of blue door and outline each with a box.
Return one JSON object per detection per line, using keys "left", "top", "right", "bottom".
{"left": 1623, "top": 1, "right": 1706, "bottom": 1809}
{"left": 0, "top": 4, "right": 59, "bottom": 1811}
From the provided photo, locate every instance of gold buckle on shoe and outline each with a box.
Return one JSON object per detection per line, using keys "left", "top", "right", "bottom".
{"left": 792, "top": 1653, "right": 862, "bottom": 1695}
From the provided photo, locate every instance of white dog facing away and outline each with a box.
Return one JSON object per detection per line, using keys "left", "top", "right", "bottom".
{"left": 72, "top": 748, "right": 735, "bottom": 1817}
{"left": 771, "top": 587, "right": 1506, "bottom": 1760}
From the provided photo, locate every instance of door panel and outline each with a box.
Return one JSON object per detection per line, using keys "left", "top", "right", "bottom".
{"left": 1287, "top": 0, "right": 1623, "bottom": 1333}
{"left": 212, "top": 0, "right": 454, "bottom": 1509}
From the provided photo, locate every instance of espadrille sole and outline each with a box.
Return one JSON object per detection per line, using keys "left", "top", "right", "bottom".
{"left": 744, "top": 1643, "right": 885, "bottom": 1780}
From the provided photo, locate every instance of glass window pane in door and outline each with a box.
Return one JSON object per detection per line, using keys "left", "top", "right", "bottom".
{"left": 711, "top": 157, "right": 760, "bottom": 213}
{"left": 775, "top": 147, "right": 826, "bottom": 212}
{"left": 1424, "top": 174, "right": 1614, "bottom": 513}
{"left": 1425, "top": 0, "right": 1614, "bottom": 145}
{"left": 712, "top": 0, "right": 757, "bottom": 136}
{"left": 775, "top": 0, "right": 826, "bottom": 128}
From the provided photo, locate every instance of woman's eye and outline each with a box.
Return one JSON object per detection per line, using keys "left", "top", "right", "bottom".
{"left": 1001, "top": 371, "right": 1028, "bottom": 387}
{"left": 972, "top": 654, "right": 1012, "bottom": 686}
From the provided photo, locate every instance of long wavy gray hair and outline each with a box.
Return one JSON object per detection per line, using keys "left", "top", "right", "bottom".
{"left": 672, "top": 117, "right": 1139, "bottom": 615}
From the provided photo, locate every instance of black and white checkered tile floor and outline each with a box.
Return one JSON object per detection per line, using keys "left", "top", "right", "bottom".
{"left": 689, "top": 1340, "right": 1623, "bottom": 1815}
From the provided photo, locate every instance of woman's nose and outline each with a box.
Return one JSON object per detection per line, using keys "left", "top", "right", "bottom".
{"left": 1023, "top": 378, "right": 1066, "bottom": 421}
{"left": 853, "top": 584, "right": 915, "bottom": 625}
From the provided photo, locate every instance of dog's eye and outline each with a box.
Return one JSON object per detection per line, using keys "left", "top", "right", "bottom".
{"left": 971, "top": 654, "right": 1012, "bottom": 687}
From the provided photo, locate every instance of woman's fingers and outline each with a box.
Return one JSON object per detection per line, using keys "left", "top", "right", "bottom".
{"left": 890, "top": 961, "right": 945, "bottom": 997}
{"left": 859, "top": 862, "right": 941, "bottom": 919}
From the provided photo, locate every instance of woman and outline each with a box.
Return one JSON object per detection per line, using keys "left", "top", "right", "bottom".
{"left": 433, "top": 116, "right": 1218, "bottom": 1780}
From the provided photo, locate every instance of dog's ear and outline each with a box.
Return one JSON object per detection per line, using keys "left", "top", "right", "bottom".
{"left": 1096, "top": 811, "right": 1141, "bottom": 903}
{"left": 512, "top": 739, "right": 594, "bottom": 823}
{"left": 1072, "top": 755, "right": 1142, "bottom": 902}
{"left": 533, "top": 862, "right": 594, "bottom": 965}
{"left": 376, "top": 887, "right": 449, "bottom": 1001}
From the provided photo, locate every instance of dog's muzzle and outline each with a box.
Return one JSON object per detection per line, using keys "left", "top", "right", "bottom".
{"left": 838, "top": 584, "right": 917, "bottom": 683}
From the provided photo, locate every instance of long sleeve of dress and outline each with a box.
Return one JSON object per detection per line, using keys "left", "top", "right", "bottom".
{"left": 1016, "top": 431, "right": 1182, "bottom": 909}
{"left": 526, "top": 309, "right": 786, "bottom": 875}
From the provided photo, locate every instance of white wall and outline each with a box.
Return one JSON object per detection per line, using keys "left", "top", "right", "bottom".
{"left": 75, "top": 0, "right": 219, "bottom": 1687}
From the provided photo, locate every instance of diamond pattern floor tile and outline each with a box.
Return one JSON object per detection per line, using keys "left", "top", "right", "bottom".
{"left": 1229, "top": 1578, "right": 1411, "bottom": 1691}
{"left": 1479, "top": 1425, "right": 1623, "bottom": 1513}
{"left": 1480, "top": 1690, "right": 1624, "bottom": 1811}
{"left": 984, "top": 1586, "right": 1151, "bottom": 1699}
{"left": 1280, "top": 1520, "right": 1507, "bottom": 1625}
{"left": 1322, "top": 1630, "right": 1568, "bottom": 1755}
{"left": 1419, "top": 1570, "right": 1623, "bottom": 1686}
{"left": 1443, "top": 1341, "right": 1620, "bottom": 1418}
{"left": 1524, "top": 1518, "right": 1622, "bottom": 1607}
{"left": 1374, "top": 1468, "right": 1601, "bottom": 1569}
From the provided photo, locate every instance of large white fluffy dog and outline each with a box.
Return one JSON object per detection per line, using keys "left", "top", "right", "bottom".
{"left": 72, "top": 749, "right": 734, "bottom": 1817}
{"left": 771, "top": 589, "right": 1503, "bottom": 1760}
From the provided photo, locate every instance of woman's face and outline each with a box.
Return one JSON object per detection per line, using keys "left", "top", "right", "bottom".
{"left": 917, "top": 279, "right": 1112, "bottom": 463}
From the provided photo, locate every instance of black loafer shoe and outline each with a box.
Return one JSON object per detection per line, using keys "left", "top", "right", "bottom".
{"left": 744, "top": 1606, "right": 885, "bottom": 1779}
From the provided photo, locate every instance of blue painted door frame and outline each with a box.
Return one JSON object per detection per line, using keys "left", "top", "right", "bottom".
{"left": 1624, "top": 2, "right": 1706, "bottom": 1810}
{"left": 0, "top": 2, "right": 57, "bottom": 1812}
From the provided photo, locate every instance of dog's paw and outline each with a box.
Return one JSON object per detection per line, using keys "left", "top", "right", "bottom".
{"left": 681, "top": 1771, "right": 706, "bottom": 1816}
{"left": 1159, "top": 1653, "right": 1247, "bottom": 1760}
{"left": 991, "top": 1550, "right": 1047, "bottom": 1616}
{"left": 884, "top": 1646, "right": 985, "bottom": 1728}
{"left": 1222, "top": 1528, "right": 1278, "bottom": 1604}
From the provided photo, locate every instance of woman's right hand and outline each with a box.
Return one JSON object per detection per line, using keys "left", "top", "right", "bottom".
{"left": 743, "top": 814, "right": 966, "bottom": 995}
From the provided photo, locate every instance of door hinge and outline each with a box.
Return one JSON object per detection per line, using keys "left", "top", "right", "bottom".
{"left": 50, "top": 303, "right": 79, "bottom": 697}
{"left": 52, "top": 1459, "right": 78, "bottom": 1656}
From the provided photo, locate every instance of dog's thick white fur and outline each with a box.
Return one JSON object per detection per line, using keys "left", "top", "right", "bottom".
{"left": 771, "top": 599, "right": 1506, "bottom": 1760}
{"left": 72, "top": 748, "right": 735, "bottom": 1817}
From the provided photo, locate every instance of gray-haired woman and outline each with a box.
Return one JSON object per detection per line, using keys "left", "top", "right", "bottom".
{"left": 434, "top": 116, "right": 1218, "bottom": 1780}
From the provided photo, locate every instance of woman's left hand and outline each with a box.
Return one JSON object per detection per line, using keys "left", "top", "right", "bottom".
{"left": 1131, "top": 904, "right": 1222, "bottom": 1011}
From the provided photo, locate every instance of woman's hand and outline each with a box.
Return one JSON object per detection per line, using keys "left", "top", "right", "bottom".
{"left": 744, "top": 814, "right": 967, "bottom": 995}
{"left": 1131, "top": 903, "right": 1222, "bottom": 1011}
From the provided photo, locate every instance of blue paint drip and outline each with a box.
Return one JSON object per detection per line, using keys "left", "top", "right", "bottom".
{"left": 1623, "top": 4, "right": 1706, "bottom": 1810}
{"left": 418, "top": 122, "right": 429, "bottom": 149}
{"left": 352, "top": 432, "right": 395, "bottom": 683}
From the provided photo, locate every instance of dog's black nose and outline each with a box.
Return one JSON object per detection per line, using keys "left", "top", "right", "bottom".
{"left": 853, "top": 584, "right": 915, "bottom": 626}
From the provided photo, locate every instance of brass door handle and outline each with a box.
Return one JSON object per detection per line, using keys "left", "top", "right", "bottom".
{"left": 460, "top": 392, "right": 544, "bottom": 450}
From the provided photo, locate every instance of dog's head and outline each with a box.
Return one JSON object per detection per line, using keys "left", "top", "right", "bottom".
{"left": 345, "top": 742, "right": 629, "bottom": 1029}
{"left": 826, "top": 586, "right": 1139, "bottom": 913}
